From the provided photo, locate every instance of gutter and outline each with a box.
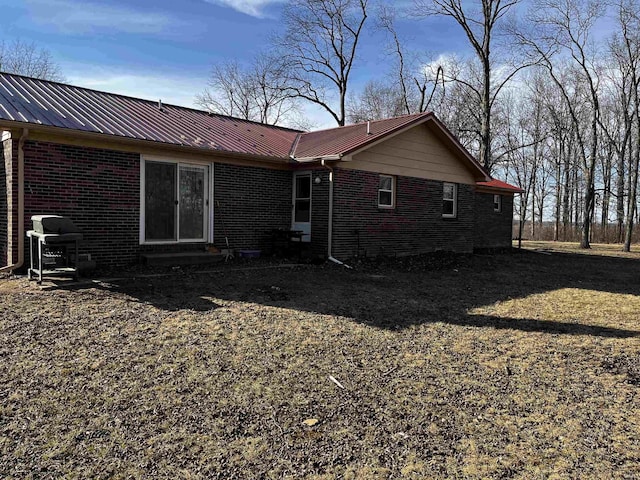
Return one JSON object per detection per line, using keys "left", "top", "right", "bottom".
{"left": 294, "top": 154, "right": 342, "bottom": 163}
{"left": 1, "top": 128, "right": 28, "bottom": 273}
{"left": 320, "top": 158, "right": 352, "bottom": 269}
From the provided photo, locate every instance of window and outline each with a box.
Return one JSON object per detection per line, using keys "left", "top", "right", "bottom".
{"left": 493, "top": 194, "right": 502, "bottom": 212}
{"left": 142, "top": 159, "right": 209, "bottom": 243}
{"left": 442, "top": 182, "right": 457, "bottom": 218}
{"left": 378, "top": 175, "right": 395, "bottom": 208}
{"left": 294, "top": 174, "right": 311, "bottom": 223}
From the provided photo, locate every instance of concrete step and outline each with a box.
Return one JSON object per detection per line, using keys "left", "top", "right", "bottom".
{"left": 141, "top": 251, "right": 225, "bottom": 266}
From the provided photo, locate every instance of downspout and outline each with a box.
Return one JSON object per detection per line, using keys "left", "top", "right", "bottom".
{"left": 321, "top": 159, "right": 351, "bottom": 269}
{"left": 1, "top": 128, "right": 28, "bottom": 273}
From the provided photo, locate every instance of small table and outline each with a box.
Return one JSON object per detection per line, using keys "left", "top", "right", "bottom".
{"left": 270, "top": 229, "right": 307, "bottom": 258}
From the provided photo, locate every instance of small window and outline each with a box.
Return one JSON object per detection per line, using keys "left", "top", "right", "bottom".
{"left": 493, "top": 194, "right": 502, "bottom": 212}
{"left": 378, "top": 175, "right": 395, "bottom": 208}
{"left": 442, "top": 182, "right": 457, "bottom": 218}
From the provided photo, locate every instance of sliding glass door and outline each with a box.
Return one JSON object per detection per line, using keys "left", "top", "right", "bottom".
{"left": 144, "top": 161, "right": 208, "bottom": 243}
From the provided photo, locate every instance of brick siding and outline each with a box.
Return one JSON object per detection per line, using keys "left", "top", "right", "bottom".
{"left": 1, "top": 138, "right": 11, "bottom": 265}
{"left": 23, "top": 141, "right": 140, "bottom": 268}
{"left": 309, "top": 168, "right": 329, "bottom": 256}
{"left": 332, "top": 168, "right": 475, "bottom": 258}
{"left": 473, "top": 192, "right": 514, "bottom": 250}
{"left": 1, "top": 137, "right": 19, "bottom": 267}
{"left": 213, "top": 163, "right": 291, "bottom": 253}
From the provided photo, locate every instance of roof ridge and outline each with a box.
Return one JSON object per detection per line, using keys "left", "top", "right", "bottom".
{"left": 0, "top": 70, "right": 302, "bottom": 134}
{"left": 298, "top": 111, "right": 431, "bottom": 137}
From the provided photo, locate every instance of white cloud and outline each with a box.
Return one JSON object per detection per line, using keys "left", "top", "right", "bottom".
{"left": 65, "top": 66, "right": 207, "bottom": 109}
{"left": 204, "top": 0, "right": 284, "bottom": 18}
{"left": 424, "top": 53, "right": 460, "bottom": 78}
{"left": 24, "top": 0, "right": 175, "bottom": 34}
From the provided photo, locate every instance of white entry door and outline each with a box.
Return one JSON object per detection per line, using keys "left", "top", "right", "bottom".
{"left": 292, "top": 172, "right": 311, "bottom": 242}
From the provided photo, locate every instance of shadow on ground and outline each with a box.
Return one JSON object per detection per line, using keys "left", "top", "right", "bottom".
{"left": 57, "top": 249, "right": 640, "bottom": 338}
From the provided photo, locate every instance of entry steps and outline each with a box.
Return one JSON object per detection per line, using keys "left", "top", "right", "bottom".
{"left": 141, "top": 251, "right": 225, "bottom": 267}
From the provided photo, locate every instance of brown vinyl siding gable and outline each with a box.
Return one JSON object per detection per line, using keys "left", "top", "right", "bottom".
{"left": 345, "top": 123, "right": 477, "bottom": 185}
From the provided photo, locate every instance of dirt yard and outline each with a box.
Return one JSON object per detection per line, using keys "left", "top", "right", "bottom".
{"left": 1, "top": 243, "right": 639, "bottom": 479}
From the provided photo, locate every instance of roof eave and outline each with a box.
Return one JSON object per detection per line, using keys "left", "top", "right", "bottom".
{"left": 476, "top": 185, "right": 524, "bottom": 194}
{"left": 0, "top": 120, "right": 292, "bottom": 164}
{"left": 291, "top": 154, "right": 343, "bottom": 163}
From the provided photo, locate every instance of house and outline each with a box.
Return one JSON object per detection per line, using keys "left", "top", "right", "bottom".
{"left": 0, "top": 72, "right": 521, "bottom": 271}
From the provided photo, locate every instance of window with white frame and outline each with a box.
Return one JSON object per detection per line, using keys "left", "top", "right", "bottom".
{"left": 378, "top": 175, "right": 395, "bottom": 208}
{"left": 142, "top": 159, "right": 209, "bottom": 244}
{"left": 493, "top": 194, "right": 502, "bottom": 212}
{"left": 442, "top": 182, "right": 457, "bottom": 218}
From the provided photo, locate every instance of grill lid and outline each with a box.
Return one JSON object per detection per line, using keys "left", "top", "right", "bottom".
{"left": 31, "top": 215, "right": 82, "bottom": 235}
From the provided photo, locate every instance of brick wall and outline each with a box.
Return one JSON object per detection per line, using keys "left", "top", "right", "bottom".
{"left": 309, "top": 168, "right": 329, "bottom": 257}
{"left": 474, "top": 192, "right": 514, "bottom": 250}
{"left": 23, "top": 141, "right": 140, "bottom": 268}
{"left": 1, "top": 138, "right": 10, "bottom": 265}
{"left": 332, "top": 168, "right": 475, "bottom": 258}
{"left": 20, "top": 142, "right": 295, "bottom": 266}
{"left": 213, "top": 163, "right": 291, "bottom": 253}
{"left": 1, "top": 137, "right": 19, "bottom": 267}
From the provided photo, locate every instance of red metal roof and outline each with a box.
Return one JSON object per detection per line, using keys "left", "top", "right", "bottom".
{"left": 476, "top": 179, "right": 523, "bottom": 193}
{"left": 292, "top": 112, "right": 430, "bottom": 159}
{"left": 291, "top": 112, "right": 490, "bottom": 182}
{"left": 0, "top": 73, "right": 496, "bottom": 184}
{"left": 0, "top": 72, "right": 300, "bottom": 160}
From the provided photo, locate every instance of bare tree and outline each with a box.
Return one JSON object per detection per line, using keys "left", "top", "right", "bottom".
{"left": 346, "top": 80, "right": 406, "bottom": 122}
{"left": 599, "top": 45, "right": 634, "bottom": 242}
{"left": 515, "top": 0, "right": 606, "bottom": 248}
{"left": 197, "top": 61, "right": 254, "bottom": 120}
{"left": 612, "top": 0, "right": 640, "bottom": 252}
{"left": 413, "top": 0, "right": 527, "bottom": 171}
{"left": 196, "top": 54, "right": 300, "bottom": 126}
{"left": 377, "top": 6, "right": 446, "bottom": 116}
{"left": 0, "top": 39, "right": 64, "bottom": 81}
{"left": 277, "top": 0, "right": 369, "bottom": 126}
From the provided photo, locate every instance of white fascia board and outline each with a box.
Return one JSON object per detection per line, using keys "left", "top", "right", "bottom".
{"left": 291, "top": 154, "right": 342, "bottom": 163}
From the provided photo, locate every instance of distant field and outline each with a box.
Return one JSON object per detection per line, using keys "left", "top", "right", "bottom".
{"left": 1, "top": 246, "right": 639, "bottom": 478}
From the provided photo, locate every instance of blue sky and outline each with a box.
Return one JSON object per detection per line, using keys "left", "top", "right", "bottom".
{"left": 0, "top": 0, "right": 621, "bottom": 127}
{"left": 0, "top": 0, "right": 503, "bottom": 127}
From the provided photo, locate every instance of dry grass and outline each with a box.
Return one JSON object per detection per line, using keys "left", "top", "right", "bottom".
{"left": 518, "top": 239, "right": 640, "bottom": 259}
{"left": 1, "top": 244, "right": 639, "bottom": 479}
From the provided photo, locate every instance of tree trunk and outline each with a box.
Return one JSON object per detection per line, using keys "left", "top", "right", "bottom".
{"left": 480, "top": 58, "right": 491, "bottom": 171}
{"left": 624, "top": 86, "right": 640, "bottom": 251}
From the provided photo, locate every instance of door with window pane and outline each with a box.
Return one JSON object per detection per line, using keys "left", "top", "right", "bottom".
{"left": 179, "top": 165, "right": 207, "bottom": 241}
{"left": 145, "top": 161, "right": 177, "bottom": 241}
{"left": 144, "top": 161, "right": 208, "bottom": 243}
{"left": 292, "top": 172, "right": 311, "bottom": 242}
